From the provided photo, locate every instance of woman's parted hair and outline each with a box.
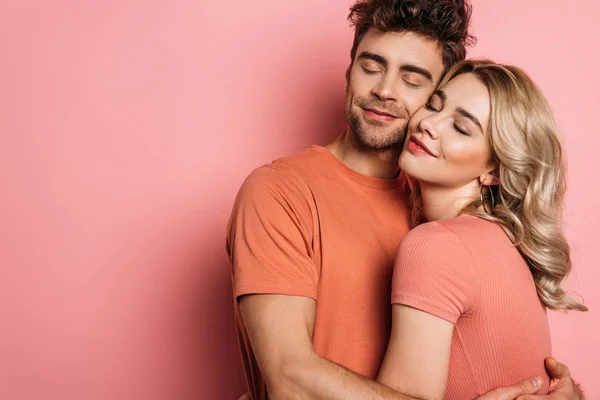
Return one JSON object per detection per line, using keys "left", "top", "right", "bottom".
{"left": 347, "top": 0, "right": 476, "bottom": 76}
{"left": 437, "top": 60, "right": 586, "bottom": 312}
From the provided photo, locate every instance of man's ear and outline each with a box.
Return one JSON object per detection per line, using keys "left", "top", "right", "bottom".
{"left": 479, "top": 168, "right": 500, "bottom": 186}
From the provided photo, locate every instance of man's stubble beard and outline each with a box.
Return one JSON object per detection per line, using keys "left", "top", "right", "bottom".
{"left": 344, "top": 94, "right": 409, "bottom": 152}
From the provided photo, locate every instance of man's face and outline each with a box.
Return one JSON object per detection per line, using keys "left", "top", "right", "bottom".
{"left": 345, "top": 29, "right": 445, "bottom": 150}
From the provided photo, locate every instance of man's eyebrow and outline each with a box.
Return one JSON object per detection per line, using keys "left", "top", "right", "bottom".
{"left": 399, "top": 64, "right": 433, "bottom": 82}
{"left": 357, "top": 51, "right": 387, "bottom": 68}
{"left": 456, "top": 107, "right": 484, "bottom": 132}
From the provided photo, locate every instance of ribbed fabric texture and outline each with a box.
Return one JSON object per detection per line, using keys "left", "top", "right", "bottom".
{"left": 392, "top": 215, "right": 552, "bottom": 399}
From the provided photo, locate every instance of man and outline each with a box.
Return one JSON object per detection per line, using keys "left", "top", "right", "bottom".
{"left": 226, "top": 0, "right": 583, "bottom": 399}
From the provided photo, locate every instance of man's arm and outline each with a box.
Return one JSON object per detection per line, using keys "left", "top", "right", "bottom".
{"left": 240, "top": 294, "right": 548, "bottom": 400}
{"left": 476, "top": 358, "right": 583, "bottom": 400}
{"left": 239, "top": 294, "right": 415, "bottom": 400}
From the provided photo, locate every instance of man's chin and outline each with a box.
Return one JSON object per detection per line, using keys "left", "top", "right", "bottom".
{"left": 355, "top": 131, "right": 406, "bottom": 150}
{"left": 358, "top": 127, "right": 406, "bottom": 148}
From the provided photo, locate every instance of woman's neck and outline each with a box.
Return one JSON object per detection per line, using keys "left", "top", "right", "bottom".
{"left": 419, "top": 180, "right": 480, "bottom": 222}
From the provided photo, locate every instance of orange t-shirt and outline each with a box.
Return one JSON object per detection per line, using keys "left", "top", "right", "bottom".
{"left": 226, "top": 146, "right": 411, "bottom": 399}
{"left": 392, "top": 215, "right": 552, "bottom": 399}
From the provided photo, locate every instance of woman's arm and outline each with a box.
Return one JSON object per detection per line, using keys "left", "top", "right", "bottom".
{"left": 379, "top": 222, "right": 472, "bottom": 400}
{"left": 377, "top": 304, "right": 454, "bottom": 400}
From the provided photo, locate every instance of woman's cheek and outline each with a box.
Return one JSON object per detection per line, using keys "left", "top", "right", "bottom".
{"left": 444, "top": 140, "right": 488, "bottom": 170}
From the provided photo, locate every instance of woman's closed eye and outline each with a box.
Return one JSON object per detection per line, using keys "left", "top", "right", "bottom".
{"left": 425, "top": 103, "right": 440, "bottom": 112}
{"left": 453, "top": 122, "right": 469, "bottom": 135}
{"left": 426, "top": 94, "right": 443, "bottom": 112}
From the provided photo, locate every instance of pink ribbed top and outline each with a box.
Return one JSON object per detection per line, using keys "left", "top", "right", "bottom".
{"left": 391, "top": 214, "right": 551, "bottom": 399}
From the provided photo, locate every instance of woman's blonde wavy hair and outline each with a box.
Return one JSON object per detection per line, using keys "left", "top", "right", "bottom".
{"left": 411, "top": 59, "right": 587, "bottom": 312}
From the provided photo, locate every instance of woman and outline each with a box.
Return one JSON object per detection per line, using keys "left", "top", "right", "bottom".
{"left": 376, "top": 60, "right": 587, "bottom": 399}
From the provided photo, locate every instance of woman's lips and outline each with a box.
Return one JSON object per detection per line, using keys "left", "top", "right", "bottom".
{"left": 407, "top": 135, "right": 437, "bottom": 157}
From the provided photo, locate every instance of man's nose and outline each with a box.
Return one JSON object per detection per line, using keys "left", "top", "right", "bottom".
{"left": 371, "top": 73, "right": 398, "bottom": 101}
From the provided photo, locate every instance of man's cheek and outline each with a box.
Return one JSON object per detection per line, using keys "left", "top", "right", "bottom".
{"left": 407, "top": 94, "right": 430, "bottom": 116}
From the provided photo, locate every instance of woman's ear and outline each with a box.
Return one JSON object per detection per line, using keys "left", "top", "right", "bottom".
{"left": 480, "top": 168, "right": 500, "bottom": 186}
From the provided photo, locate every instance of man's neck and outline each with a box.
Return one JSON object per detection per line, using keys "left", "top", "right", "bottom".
{"left": 419, "top": 180, "right": 480, "bottom": 221}
{"left": 325, "top": 129, "right": 401, "bottom": 179}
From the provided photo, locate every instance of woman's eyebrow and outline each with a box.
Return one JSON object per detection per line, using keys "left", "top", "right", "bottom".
{"left": 456, "top": 107, "right": 483, "bottom": 133}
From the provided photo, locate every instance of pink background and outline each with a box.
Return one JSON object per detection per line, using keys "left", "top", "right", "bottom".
{"left": 1, "top": 0, "right": 598, "bottom": 399}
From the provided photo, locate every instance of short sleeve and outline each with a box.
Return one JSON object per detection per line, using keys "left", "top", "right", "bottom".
{"left": 226, "top": 167, "right": 318, "bottom": 301}
{"left": 391, "top": 222, "right": 479, "bottom": 324}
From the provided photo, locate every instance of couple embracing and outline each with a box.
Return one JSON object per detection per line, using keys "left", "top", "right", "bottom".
{"left": 227, "top": 1, "right": 587, "bottom": 399}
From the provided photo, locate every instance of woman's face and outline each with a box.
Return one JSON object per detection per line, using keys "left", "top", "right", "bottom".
{"left": 399, "top": 73, "right": 494, "bottom": 188}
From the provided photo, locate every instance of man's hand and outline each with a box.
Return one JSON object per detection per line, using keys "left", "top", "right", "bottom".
{"left": 474, "top": 376, "right": 543, "bottom": 400}
{"left": 517, "top": 357, "right": 584, "bottom": 400}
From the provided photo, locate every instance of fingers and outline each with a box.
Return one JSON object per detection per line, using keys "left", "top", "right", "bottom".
{"left": 477, "top": 377, "right": 543, "bottom": 400}
{"left": 512, "top": 377, "right": 545, "bottom": 398}
{"left": 545, "top": 357, "right": 571, "bottom": 379}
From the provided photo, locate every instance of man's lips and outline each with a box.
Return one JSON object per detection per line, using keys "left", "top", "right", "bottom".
{"left": 363, "top": 107, "right": 399, "bottom": 118}
{"left": 362, "top": 107, "right": 400, "bottom": 122}
{"left": 408, "top": 135, "right": 438, "bottom": 157}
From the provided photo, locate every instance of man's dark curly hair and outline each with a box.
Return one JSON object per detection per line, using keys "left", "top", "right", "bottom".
{"left": 347, "top": 0, "right": 476, "bottom": 78}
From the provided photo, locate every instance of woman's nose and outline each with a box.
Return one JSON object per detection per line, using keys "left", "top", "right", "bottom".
{"left": 418, "top": 115, "right": 440, "bottom": 139}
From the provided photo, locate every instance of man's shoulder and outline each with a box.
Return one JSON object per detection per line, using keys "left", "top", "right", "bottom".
{"left": 269, "top": 145, "right": 330, "bottom": 173}
{"left": 237, "top": 146, "right": 330, "bottom": 202}
{"left": 245, "top": 146, "right": 330, "bottom": 187}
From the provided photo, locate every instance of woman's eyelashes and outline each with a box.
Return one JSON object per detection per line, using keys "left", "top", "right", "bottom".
{"left": 424, "top": 102, "right": 470, "bottom": 136}
{"left": 453, "top": 123, "right": 469, "bottom": 135}
{"left": 425, "top": 103, "right": 439, "bottom": 111}
{"left": 426, "top": 95, "right": 442, "bottom": 112}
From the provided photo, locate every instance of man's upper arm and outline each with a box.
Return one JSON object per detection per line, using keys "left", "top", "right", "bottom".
{"left": 239, "top": 294, "right": 318, "bottom": 397}
{"left": 227, "top": 168, "right": 320, "bottom": 395}
{"left": 227, "top": 167, "right": 318, "bottom": 300}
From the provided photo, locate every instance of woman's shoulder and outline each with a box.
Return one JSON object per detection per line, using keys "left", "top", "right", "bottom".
{"left": 403, "top": 215, "right": 502, "bottom": 251}
{"left": 396, "top": 218, "right": 478, "bottom": 281}
{"left": 401, "top": 219, "right": 464, "bottom": 253}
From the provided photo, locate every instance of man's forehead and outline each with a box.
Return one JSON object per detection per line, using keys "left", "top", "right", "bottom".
{"left": 356, "top": 29, "right": 444, "bottom": 74}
